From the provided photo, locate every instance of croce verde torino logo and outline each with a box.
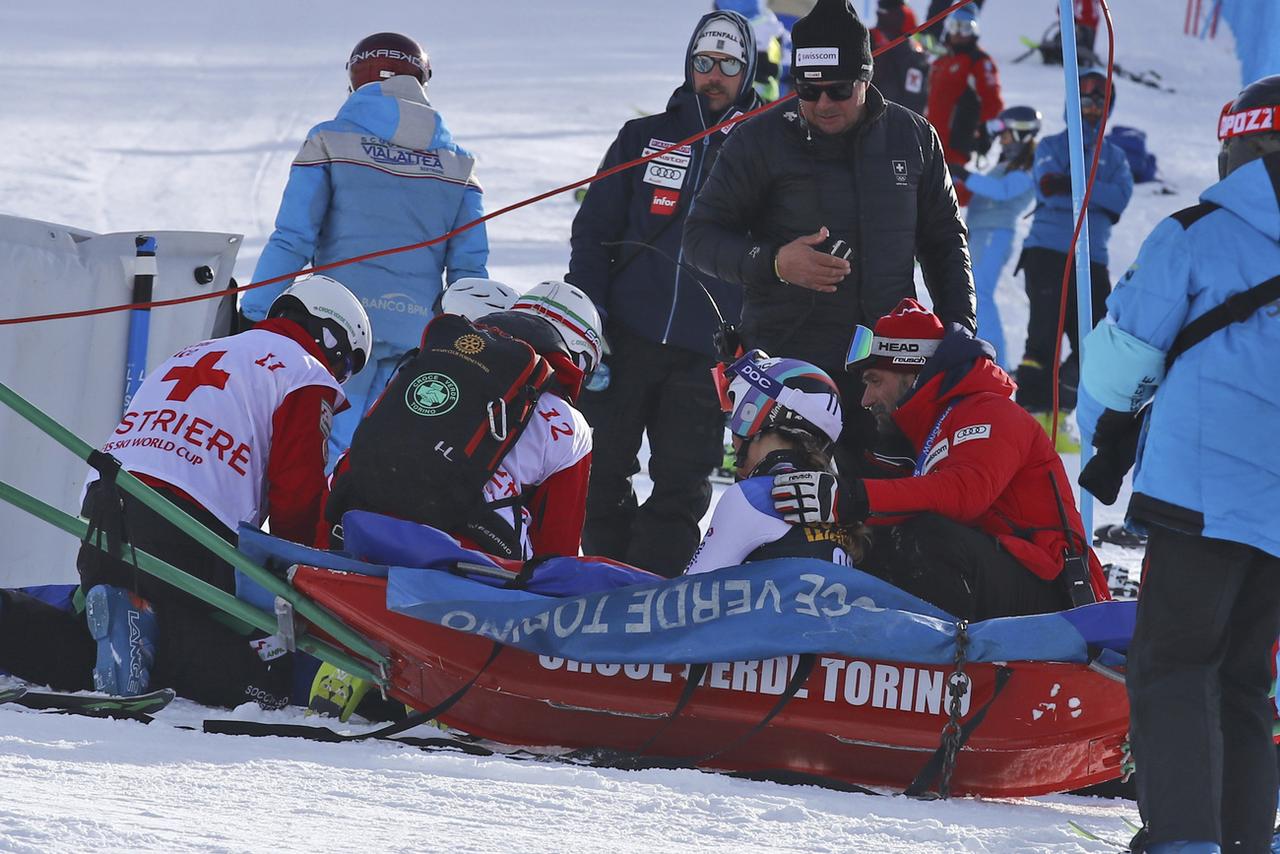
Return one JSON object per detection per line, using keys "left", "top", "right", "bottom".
{"left": 406, "top": 372, "right": 460, "bottom": 416}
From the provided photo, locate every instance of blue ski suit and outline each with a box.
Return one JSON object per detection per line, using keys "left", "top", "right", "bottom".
{"left": 964, "top": 162, "right": 1035, "bottom": 366}
{"left": 242, "top": 75, "right": 487, "bottom": 461}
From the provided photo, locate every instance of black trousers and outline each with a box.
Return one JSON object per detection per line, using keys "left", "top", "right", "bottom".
{"left": 1127, "top": 525, "right": 1280, "bottom": 851}
{"left": 1016, "top": 247, "right": 1111, "bottom": 412}
{"left": 0, "top": 484, "right": 288, "bottom": 707}
{"left": 579, "top": 328, "right": 725, "bottom": 577}
{"left": 863, "top": 513, "right": 1069, "bottom": 621}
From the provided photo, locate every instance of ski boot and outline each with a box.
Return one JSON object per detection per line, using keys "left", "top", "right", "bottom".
{"left": 1030, "top": 411, "right": 1082, "bottom": 454}
{"left": 308, "top": 662, "right": 373, "bottom": 722}
{"left": 85, "top": 584, "right": 157, "bottom": 697}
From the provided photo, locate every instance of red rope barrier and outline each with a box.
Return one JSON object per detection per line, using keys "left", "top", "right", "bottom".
{"left": 0, "top": 0, "right": 976, "bottom": 327}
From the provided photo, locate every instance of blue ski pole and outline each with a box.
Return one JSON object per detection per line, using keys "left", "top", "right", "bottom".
{"left": 122, "top": 235, "right": 157, "bottom": 412}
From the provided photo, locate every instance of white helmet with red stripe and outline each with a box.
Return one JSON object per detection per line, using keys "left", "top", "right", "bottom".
{"left": 510, "top": 280, "right": 606, "bottom": 375}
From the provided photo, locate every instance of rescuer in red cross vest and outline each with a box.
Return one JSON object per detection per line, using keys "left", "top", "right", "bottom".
{"left": 0, "top": 275, "right": 371, "bottom": 708}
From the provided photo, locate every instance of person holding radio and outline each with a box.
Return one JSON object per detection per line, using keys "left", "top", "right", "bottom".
{"left": 682, "top": 0, "right": 974, "bottom": 465}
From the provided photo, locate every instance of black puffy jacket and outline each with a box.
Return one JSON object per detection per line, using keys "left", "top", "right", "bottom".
{"left": 566, "top": 11, "right": 761, "bottom": 358}
{"left": 682, "top": 85, "right": 975, "bottom": 372}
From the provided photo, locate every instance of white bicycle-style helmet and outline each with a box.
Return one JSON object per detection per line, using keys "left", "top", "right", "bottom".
{"left": 268, "top": 274, "right": 372, "bottom": 383}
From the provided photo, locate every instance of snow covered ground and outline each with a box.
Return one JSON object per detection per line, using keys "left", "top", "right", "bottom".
{"left": 0, "top": 0, "right": 1246, "bottom": 850}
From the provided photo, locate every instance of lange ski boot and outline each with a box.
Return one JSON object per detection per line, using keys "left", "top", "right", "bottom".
{"left": 85, "top": 585, "right": 157, "bottom": 696}
{"left": 1031, "top": 411, "right": 1082, "bottom": 454}
{"left": 308, "top": 663, "right": 373, "bottom": 722}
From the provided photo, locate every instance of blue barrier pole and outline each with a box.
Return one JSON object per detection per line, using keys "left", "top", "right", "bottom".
{"left": 1058, "top": 0, "right": 1094, "bottom": 536}
{"left": 122, "top": 235, "right": 156, "bottom": 412}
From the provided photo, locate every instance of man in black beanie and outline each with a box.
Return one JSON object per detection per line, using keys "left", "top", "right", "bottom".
{"left": 682, "top": 0, "right": 974, "bottom": 468}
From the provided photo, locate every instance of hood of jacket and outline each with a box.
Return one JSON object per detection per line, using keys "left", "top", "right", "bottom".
{"left": 892, "top": 326, "right": 1010, "bottom": 446}
{"left": 673, "top": 10, "right": 759, "bottom": 127}
{"left": 337, "top": 74, "right": 452, "bottom": 152}
{"left": 1202, "top": 150, "right": 1280, "bottom": 242}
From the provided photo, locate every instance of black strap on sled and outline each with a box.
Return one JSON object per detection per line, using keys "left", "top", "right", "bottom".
{"left": 700, "top": 653, "right": 816, "bottom": 762}
{"left": 903, "top": 663, "right": 1014, "bottom": 798}
{"left": 203, "top": 641, "right": 504, "bottom": 743}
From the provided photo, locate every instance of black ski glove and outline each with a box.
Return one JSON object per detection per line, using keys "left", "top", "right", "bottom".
{"left": 1078, "top": 407, "right": 1145, "bottom": 505}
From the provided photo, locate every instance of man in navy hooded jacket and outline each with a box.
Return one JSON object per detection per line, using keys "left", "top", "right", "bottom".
{"left": 567, "top": 11, "right": 760, "bottom": 576}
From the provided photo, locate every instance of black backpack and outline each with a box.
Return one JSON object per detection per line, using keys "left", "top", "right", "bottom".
{"left": 328, "top": 313, "right": 555, "bottom": 533}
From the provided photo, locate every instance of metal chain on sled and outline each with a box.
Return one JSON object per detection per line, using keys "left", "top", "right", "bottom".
{"left": 938, "top": 620, "right": 971, "bottom": 799}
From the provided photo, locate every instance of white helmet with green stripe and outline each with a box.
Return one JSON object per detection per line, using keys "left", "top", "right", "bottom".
{"left": 510, "top": 280, "right": 606, "bottom": 375}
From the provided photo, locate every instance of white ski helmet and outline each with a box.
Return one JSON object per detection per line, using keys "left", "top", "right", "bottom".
{"left": 440, "top": 278, "right": 518, "bottom": 321}
{"left": 510, "top": 280, "right": 606, "bottom": 375}
{"left": 268, "top": 274, "right": 372, "bottom": 384}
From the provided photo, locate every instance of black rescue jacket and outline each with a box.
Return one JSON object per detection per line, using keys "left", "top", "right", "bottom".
{"left": 682, "top": 85, "right": 975, "bottom": 371}
{"left": 566, "top": 11, "right": 761, "bottom": 358}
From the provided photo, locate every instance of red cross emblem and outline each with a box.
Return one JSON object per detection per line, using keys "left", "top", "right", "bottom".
{"left": 162, "top": 351, "right": 230, "bottom": 401}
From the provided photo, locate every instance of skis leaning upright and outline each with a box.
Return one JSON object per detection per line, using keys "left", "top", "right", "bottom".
{"left": 0, "top": 686, "right": 176, "bottom": 721}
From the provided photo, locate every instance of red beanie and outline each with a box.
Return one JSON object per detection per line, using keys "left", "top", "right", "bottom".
{"left": 867, "top": 298, "right": 945, "bottom": 371}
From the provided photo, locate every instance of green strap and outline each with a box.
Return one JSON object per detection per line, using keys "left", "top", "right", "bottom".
{"left": 0, "top": 478, "right": 386, "bottom": 689}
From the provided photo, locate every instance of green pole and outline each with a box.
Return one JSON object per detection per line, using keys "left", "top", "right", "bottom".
{"left": 0, "top": 479, "right": 387, "bottom": 688}
{"left": 0, "top": 380, "right": 387, "bottom": 668}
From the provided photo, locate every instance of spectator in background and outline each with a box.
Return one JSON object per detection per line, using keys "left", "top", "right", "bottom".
{"left": 567, "top": 11, "right": 761, "bottom": 577}
{"left": 1015, "top": 67, "right": 1132, "bottom": 450}
{"left": 925, "top": 6, "right": 1004, "bottom": 206}
{"left": 870, "top": 0, "right": 930, "bottom": 116}
{"left": 241, "top": 33, "right": 487, "bottom": 465}
{"left": 950, "top": 106, "right": 1043, "bottom": 367}
{"left": 683, "top": 0, "right": 974, "bottom": 469}
{"left": 923, "top": 0, "right": 985, "bottom": 45}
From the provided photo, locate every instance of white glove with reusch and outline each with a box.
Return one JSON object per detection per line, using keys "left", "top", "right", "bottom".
{"left": 771, "top": 471, "right": 839, "bottom": 525}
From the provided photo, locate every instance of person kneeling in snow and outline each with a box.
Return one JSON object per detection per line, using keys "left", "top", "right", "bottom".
{"left": 685, "top": 353, "right": 865, "bottom": 574}
{"left": 0, "top": 275, "right": 371, "bottom": 707}
{"left": 769, "top": 298, "right": 1109, "bottom": 620}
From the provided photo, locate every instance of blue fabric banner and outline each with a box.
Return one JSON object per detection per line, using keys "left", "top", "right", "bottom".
{"left": 386, "top": 558, "right": 1136, "bottom": 666}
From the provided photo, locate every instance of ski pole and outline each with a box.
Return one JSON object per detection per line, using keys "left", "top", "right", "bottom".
{"left": 122, "top": 235, "right": 156, "bottom": 413}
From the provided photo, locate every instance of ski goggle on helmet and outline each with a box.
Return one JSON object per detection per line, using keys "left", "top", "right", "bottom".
{"left": 713, "top": 350, "right": 843, "bottom": 445}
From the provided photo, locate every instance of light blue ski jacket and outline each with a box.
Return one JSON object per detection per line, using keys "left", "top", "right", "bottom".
{"left": 1078, "top": 155, "right": 1280, "bottom": 557}
{"left": 964, "top": 162, "right": 1035, "bottom": 233}
{"left": 242, "top": 75, "right": 487, "bottom": 351}
{"left": 1023, "top": 122, "right": 1133, "bottom": 266}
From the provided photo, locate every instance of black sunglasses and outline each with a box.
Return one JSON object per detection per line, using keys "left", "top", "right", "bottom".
{"left": 692, "top": 54, "right": 744, "bottom": 77}
{"left": 794, "top": 80, "right": 858, "bottom": 102}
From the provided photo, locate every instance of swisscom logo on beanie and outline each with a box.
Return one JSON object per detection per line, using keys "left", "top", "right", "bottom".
{"left": 790, "top": 0, "right": 874, "bottom": 82}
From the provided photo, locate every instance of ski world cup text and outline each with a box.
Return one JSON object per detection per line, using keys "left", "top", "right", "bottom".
{"left": 103, "top": 409, "right": 250, "bottom": 474}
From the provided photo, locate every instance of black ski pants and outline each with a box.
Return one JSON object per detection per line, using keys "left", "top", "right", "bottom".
{"left": 0, "top": 483, "right": 288, "bottom": 707}
{"left": 1127, "top": 525, "right": 1280, "bottom": 852}
{"left": 863, "top": 513, "right": 1070, "bottom": 620}
{"left": 1016, "top": 247, "right": 1111, "bottom": 412}
{"left": 579, "top": 327, "right": 724, "bottom": 578}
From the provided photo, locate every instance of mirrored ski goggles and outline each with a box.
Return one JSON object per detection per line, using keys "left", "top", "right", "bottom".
{"left": 794, "top": 80, "right": 858, "bottom": 102}
{"left": 692, "top": 54, "right": 744, "bottom": 77}
{"left": 844, "top": 324, "right": 876, "bottom": 371}
{"left": 713, "top": 349, "right": 770, "bottom": 414}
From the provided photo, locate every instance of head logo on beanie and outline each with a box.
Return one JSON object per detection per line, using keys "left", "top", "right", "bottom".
{"left": 868, "top": 298, "right": 945, "bottom": 368}
{"left": 791, "top": 0, "right": 874, "bottom": 82}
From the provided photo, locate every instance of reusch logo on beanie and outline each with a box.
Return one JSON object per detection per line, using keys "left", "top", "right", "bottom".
{"left": 869, "top": 298, "right": 944, "bottom": 369}
{"left": 791, "top": 0, "right": 874, "bottom": 82}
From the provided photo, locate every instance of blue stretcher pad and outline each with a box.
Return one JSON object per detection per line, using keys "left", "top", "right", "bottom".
{"left": 235, "top": 514, "right": 1136, "bottom": 669}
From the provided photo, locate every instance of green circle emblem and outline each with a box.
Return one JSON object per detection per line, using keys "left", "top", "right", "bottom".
{"left": 405, "top": 372, "right": 460, "bottom": 417}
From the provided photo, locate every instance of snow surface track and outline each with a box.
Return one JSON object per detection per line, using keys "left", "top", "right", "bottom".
{"left": 0, "top": 0, "right": 1239, "bottom": 849}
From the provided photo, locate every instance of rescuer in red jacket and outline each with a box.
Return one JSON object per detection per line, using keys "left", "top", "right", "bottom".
{"left": 924, "top": 7, "right": 1004, "bottom": 205}
{"left": 771, "top": 298, "right": 1108, "bottom": 620}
